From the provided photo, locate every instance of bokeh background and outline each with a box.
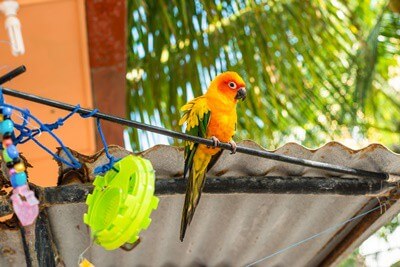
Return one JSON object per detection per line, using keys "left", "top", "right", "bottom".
{"left": 126, "top": 0, "right": 400, "bottom": 265}
{"left": 127, "top": 0, "right": 400, "bottom": 152}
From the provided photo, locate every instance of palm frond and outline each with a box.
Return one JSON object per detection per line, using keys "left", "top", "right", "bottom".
{"left": 127, "top": 0, "right": 400, "bottom": 151}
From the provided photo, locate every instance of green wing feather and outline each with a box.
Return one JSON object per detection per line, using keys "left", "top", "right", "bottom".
{"left": 179, "top": 97, "right": 213, "bottom": 241}
{"left": 183, "top": 111, "right": 211, "bottom": 179}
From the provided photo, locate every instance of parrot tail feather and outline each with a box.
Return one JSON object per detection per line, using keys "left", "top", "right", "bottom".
{"left": 180, "top": 168, "right": 207, "bottom": 242}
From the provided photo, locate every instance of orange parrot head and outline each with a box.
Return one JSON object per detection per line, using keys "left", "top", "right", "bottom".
{"left": 206, "top": 71, "right": 247, "bottom": 102}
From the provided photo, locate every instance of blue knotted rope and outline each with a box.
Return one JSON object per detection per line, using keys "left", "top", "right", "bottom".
{"left": 93, "top": 117, "right": 119, "bottom": 175}
{"left": 0, "top": 88, "right": 118, "bottom": 172}
{"left": 1, "top": 102, "right": 82, "bottom": 169}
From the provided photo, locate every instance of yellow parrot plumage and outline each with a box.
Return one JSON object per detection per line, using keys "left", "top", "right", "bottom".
{"left": 179, "top": 71, "right": 247, "bottom": 241}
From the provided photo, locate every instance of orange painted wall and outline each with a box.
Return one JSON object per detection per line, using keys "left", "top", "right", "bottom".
{"left": 0, "top": 0, "right": 95, "bottom": 186}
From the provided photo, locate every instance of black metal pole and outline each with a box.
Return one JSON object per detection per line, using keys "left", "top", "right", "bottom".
{"left": 0, "top": 87, "right": 388, "bottom": 180}
{"left": 0, "top": 65, "right": 26, "bottom": 85}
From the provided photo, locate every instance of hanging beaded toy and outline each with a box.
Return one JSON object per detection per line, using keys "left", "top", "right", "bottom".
{"left": 0, "top": 105, "right": 39, "bottom": 226}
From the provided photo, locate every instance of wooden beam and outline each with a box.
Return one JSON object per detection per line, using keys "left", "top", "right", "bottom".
{"left": 34, "top": 209, "right": 62, "bottom": 266}
{"left": 156, "top": 176, "right": 394, "bottom": 195}
{"left": 0, "top": 176, "right": 396, "bottom": 218}
{"left": 18, "top": 209, "right": 63, "bottom": 266}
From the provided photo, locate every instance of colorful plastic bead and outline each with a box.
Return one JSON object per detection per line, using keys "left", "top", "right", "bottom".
{"left": 2, "top": 107, "right": 12, "bottom": 117}
{"left": 14, "top": 162, "right": 25, "bottom": 173}
{"left": 10, "top": 172, "right": 27, "bottom": 187}
{"left": 2, "top": 137, "right": 12, "bottom": 147}
{"left": 9, "top": 168, "right": 16, "bottom": 175}
{"left": 6, "top": 158, "right": 20, "bottom": 169}
{"left": 0, "top": 114, "right": 3, "bottom": 122}
{"left": 0, "top": 119, "right": 14, "bottom": 135}
{"left": 2, "top": 149, "right": 12, "bottom": 163}
{"left": 6, "top": 145, "right": 19, "bottom": 160}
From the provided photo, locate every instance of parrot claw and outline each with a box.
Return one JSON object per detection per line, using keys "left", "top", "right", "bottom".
{"left": 229, "top": 140, "right": 237, "bottom": 154}
{"left": 208, "top": 136, "right": 220, "bottom": 148}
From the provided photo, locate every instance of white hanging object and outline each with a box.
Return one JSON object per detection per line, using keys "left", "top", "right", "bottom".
{"left": 0, "top": 0, "right": 24, "bottom": 56}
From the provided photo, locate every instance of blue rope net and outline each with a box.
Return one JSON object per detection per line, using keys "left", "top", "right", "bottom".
{"left": 0, "top": 88, "right": 116, "bottom": 174}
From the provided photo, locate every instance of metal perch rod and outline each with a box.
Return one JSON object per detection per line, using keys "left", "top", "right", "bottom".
{"left": 0, "top": 66, "right": 389, "bottom": 180}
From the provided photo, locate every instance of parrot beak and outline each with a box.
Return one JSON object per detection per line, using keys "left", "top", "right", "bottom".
{"left": 235, "top": 87, "right": 247, "bottom": 101}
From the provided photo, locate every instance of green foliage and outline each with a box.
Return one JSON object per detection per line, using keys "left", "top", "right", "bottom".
{"left": 127, "top": 0, "right": 400, "bottom": 152}
{"left": 392, "top": 260, "right": 400, "bottom": 267}
{"left": 339, "top": 249, "right": 366, "bottom": 267}
{"left": 378, "top": 212, "right": 400, "bottom": 241}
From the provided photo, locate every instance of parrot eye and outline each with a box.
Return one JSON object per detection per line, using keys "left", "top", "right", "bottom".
{"left": 228, "top": 82, "right": 237, "bottom": 89}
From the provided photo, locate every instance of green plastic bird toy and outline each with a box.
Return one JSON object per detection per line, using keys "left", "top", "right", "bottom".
{"left": 84, "top": 155, "right": 159, "bottom": 250}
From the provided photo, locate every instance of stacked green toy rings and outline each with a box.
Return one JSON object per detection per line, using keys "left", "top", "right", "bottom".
{"left": 84, "top": 155, "right": 159, "bottom": 250}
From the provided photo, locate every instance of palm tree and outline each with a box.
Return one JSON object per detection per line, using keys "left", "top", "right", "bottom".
{"left": 126, "top": 0, "right": 400, "bottom": 151}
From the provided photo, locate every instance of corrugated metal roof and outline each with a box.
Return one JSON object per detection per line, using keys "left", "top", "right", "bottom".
{"left": 1, "top": 141, "right": 400, "bottom": 266}
{"left": 48, "top": 195, "right": 373, "bottom": 267}
{"left": 57, "top": 141, "right": 400, "bottom": 181}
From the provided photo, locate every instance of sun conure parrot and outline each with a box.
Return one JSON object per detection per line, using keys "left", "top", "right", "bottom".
{"left": 179, "top": 71, "right": 247, "bottom": 241}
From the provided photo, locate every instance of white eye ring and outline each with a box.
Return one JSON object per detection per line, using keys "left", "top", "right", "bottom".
{"left": 228, "top": 82, "right": 237, "bottom": 89}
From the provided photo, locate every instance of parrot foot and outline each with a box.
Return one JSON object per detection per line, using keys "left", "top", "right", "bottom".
{"left": 208, "top": 136, "right": 220, "bottom": 148}
{"left": 229, "top": 140, "right": 237, "bottom": 154}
